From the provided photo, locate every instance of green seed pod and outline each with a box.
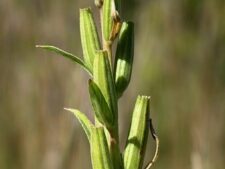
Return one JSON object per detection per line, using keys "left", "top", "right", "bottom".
{"left": 93, "top": 51, "right": 118, "bottom": 121}
{"left": 88, "top": 79, "right": 114, "bottom": 129}
{"left": 102, "top": 0, "right": 114, "bottom": 41}
{"left": 114, "top": 22, "right": 134, "bottom": 97}
{"left": 124, "top": 95, "right": 150, "bottom": 169}
{"left": 91, "top": 127, "right": 114, "bottom": 169}
{"left": 80, "top": 8, "right": 100, "bottom": 71}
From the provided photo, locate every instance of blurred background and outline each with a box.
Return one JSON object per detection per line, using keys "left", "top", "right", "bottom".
{"left": 1, "top": 0, "right": 225, "bottom": 169}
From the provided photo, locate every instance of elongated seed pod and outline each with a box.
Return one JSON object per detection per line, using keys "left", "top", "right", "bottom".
{"left": 80, "top": 8, "right": 100, "bottom": 71}
{"left": 89, "top": 79, "right": 114, "bottom": 129}
{"left": 124, "top": 96, "right": 150, "bottom": 169}
{"left": 114, "top": 22, "right": 134, "bottom": 97}
{"left": 91, "top": 127, "right": 114, "bottom": 169}
{"left": 93, "top": 51, "right": 118, "bottom": 121}
{"left": 102, "top": 0, "right": 114, "bottom": 41}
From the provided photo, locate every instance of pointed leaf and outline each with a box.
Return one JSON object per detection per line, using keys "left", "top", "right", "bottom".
{"left": 36, "top": 45, "right": 92, "bottom": 75}
{"left": 114, "top": 21, "right": 134, "bottom": 97}
{"left": 64, "top": 108, "right": 93, "bottom": 141}
{"left": 80, "top": 8, "right": 101, "bottom": 71}
{"left": 89, "top": 79, "right": 114, "bottom": 128}
{"left": 93, "top": 51, "right": 118, "bottom": 121}
{"left": 91, "top": 127, "right": 114, "bottom": 169}
{"left": 124, "top": 96, "right": 150, "bottom": 169}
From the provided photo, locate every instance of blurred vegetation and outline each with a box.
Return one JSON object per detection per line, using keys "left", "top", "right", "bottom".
{"left": 0, "top": 0, "right": 225, "bottom": 169}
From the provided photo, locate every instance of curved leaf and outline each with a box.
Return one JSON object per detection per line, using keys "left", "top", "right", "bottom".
{"left": 36, "top": 45, "right": 92, "bottom": 75}
{"left": 64, "top": 108, "right": 93, "bottom": 141}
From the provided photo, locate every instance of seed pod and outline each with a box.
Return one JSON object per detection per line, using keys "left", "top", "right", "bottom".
{"left": 123, "top": 95, "right": 150, "bottom": 169}
{"left": 91, "top": 127, "right": 114, "bottom": 169}
{"left": 80, "top": 8, "right": 100, "bottom": 71}
{"left": 102, "top": 0, "right": 114, "bottom": 41}
{"left": 89, "top": 79, "right": 114, "bottom": 129}
{"left": 93, "top": 51, "right": 118, "bottom": 121}
{"left": 114, "top": 22, "right": 134, "bottom": 97}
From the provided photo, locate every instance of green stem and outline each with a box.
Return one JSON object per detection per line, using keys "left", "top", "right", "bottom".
{"left": 98, "top": 0, "right": 123, "bottom": 168}
{"left": 104, "top": 41, "right": 113, "bottom": 69}
{"left": 109, "top": 125, "right": 123, "bottom": 169}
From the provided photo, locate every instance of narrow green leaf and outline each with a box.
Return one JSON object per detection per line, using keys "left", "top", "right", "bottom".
{"left": 93, "top": 51, "right": 118, "bottom": 122}
{"left": 124, "top": 96, "right": 150, "bottom": 169}
{"left": 88, "top": 79, "right": 114, "bottom": 129}
{"left": 103, "top": 0, "right": 114, "bottom": 41}
{"left": 91, "top": 127, "right": 114, "bottom": 169}
{"left": 36, "top": 45, "right": 92, "bottom": 75}
{"left": 64, "top": 108, "right": 93, "bottom": 141}
{"left": 114, "top": 21, "right": 134, "bottom": 97}
{"left": 80, "top": 8, "right": 101, "bottom": 71}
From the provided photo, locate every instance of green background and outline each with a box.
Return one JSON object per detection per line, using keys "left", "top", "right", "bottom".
{"left": 1, "top": 0, "right": 225, "bottom": 169}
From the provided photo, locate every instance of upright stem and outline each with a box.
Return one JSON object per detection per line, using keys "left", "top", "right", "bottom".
{"left": 109, "top": 123, "right": 123, "bottom": 169}
{"left": 104, "top": 41, "right": 112, "bottom": 68}
{"left": 96, "top": 1, "right": 123, "bottom": 168}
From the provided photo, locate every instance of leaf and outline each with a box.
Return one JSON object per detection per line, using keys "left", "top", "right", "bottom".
{"left": 80, "top": 8, "right": 101, "bottom": 71}
{"left": 91, "top": 127, "right": 114, "bottom": 169}
{"left": 93, "top": 51, "right": 118, "bottom": 122}
{"left": 114, "top": 21, "right": 134, "bottom": 97}
{"left": 64, "top": 108, "right": 93, "bottom": 141}
{"left": 36, "top": 45, "right": 92, "bottom": 75}
{"left": 123, "top": 96, "right": 150, "bottom": 169}
{"left": 89, "top": 79, "right": 114, "bottom": 128}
